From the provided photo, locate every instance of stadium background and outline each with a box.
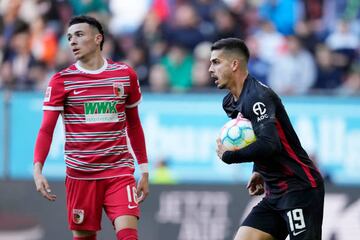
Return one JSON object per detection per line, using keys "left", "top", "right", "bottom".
{"left": 0, "top": 0, "right": 359, "bottom": 239}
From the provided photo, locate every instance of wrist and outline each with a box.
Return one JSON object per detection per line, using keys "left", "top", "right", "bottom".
{"left": 139, "top": 163, "right": 148, "bottom": 174}
{"left": 33, "top": 162, "right": 43, "bottom": 174}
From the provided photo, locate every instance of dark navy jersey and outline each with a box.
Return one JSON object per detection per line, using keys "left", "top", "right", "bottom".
{"left": 222, "top": 75, "right": 323, "bottom": 197}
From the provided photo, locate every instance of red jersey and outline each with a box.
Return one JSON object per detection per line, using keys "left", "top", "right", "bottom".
{"left": 43, "top": 59, "right": 142, "bottom": 179}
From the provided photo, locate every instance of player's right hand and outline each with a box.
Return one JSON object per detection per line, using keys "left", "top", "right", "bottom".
{"left": 33, "top": 167, "right": 56, "bottom": 201}
{"left": 246, "top": 172, "right": 264, "bottom": 196}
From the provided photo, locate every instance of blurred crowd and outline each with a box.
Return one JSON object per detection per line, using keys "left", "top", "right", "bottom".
{"left": 0, "top": 0, "right": 359, "bottom": 95}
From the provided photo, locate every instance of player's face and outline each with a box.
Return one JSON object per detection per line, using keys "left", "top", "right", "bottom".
{"left": 67, "top": 23, "right": 102, "bottom": 61}
{"left": 209, "top": 50, "right": 233, "bottom": 89}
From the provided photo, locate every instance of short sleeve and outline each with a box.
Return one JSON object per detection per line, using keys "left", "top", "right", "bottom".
{"left": 43, "top": 73, "right": 65, "bottom": 111}
{"left": 125, "top": 66, "right": 142, "bottom": 108}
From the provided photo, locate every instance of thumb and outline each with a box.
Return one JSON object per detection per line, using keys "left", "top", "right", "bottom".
{"left": 42, "top": 178, "right": 51, "bottom": 192}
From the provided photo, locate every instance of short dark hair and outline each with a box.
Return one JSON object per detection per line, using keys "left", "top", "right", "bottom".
{"left": 69, "top": 15, "right": 105, "bottom": 50}
{"left": 211, "top": 38, "right": 250, "bottom": 62}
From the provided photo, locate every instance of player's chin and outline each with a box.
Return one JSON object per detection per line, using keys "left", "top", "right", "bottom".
{"left": 73, "top": 55, "right": 80, "bottom": 61}
{"left": 72, "top": 52, "right": 82, "bottom": 60}
{"left": 213, "top": 79, "right": 224, "bottom": 89}
{"left": 217, "top": 82, "right": 226, "bottom": 89}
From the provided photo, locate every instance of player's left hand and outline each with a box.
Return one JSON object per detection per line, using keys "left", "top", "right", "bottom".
{"left": 136, "top": 173, "right": 149, "bottom": 203}
{"left": 247, "top": 172, "right": 265, "bottom": 196}
{"left": 216, "top": 138, "right": 227, "bottom": 160}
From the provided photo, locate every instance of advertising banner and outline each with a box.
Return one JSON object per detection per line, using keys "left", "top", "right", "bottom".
{"left": 8, "top": 92, "right": 66, "bottom": 179}
{"left": 0, "top": 182, "right": 359, "bottom": 240}
{"left": 0, "top": 92, "right": 4, "bottom": 178}
{"left": 5, "top": 92, "right": 360, "bottom": 184}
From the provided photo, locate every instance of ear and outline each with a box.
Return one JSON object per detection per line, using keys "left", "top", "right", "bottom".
{"left": 95, "top": 34, "right": 103, "bottom": 46}
{"left": 231, "top": 59, "right": 240, "bottom": 72}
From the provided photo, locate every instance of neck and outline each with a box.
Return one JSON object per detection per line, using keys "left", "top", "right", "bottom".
{"left": 230, "top": 70, "right": 248, "bottom": 101}
{"left": 78, "top": 52, "right": 104, "bottom": 71}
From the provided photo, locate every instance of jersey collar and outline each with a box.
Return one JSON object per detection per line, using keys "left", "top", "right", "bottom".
{"left": 75, "top": 57, "right": 108, "bottom": 74}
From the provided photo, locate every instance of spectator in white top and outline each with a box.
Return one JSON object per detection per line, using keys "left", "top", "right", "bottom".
{"left": 268, "top": 35, "right": 316, "bottom": 95}
{"left": 325, "top": 19, "right": 359, "bottom": 51}
{"left": 253, "top": 20, "right": 286, "bottom": 64}
{"left": 109, "top": 0, "right": 152, "bottom": 35}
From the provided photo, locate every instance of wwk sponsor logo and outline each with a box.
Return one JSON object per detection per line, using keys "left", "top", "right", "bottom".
{"left": 84, "top": 101, "right": 119, "bottom": 123}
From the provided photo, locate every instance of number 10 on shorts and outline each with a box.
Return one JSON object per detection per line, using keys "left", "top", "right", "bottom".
{"left": 126, "top": 185, "right": 138, "bottom": 204}
{"left": 286, "top": 209, "right": 306, "bottom": 234}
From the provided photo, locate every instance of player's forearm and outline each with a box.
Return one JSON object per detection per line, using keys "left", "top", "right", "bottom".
{"left": 33, "top": 111, "right": 59, "bottom": 166}
{"left": 222, "top": 123, "right": 282, "bottom": 164}
{"left": 33, "top": 128, "right": 54, "bottom": 166}
{"left": 129, "top": 126, "right": 149, "bottom": 175}
{"left": 128, "top": 124, "right": 148, "bottom": 165}
{"left": 126, "top": 107, "right": 148, "bottom": 166}
{"left": 222, "top": 137, "right": 280, "bottom": 164}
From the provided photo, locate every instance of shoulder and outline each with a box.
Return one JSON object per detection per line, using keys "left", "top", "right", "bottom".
{"left": 107, "top": 60, "right": 134, "bottom": 72}
{"left": 243, "top": 76, "right": 279, "bottom": 115}
{"left": 247, "top": 76, "right": 277, "bottom": 101}
{"left": 57, "top": 64, "right": 80, "bottom": 76}
{"left": 107, "top": 60, "right": 137, "bottom": 78}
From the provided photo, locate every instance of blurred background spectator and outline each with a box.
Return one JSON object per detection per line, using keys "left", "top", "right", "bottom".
{"left": 151, "top": 158, "right": 177, "bottom": 184}
{"left": 0, "top": 0, "right": 358, "bottom": 95}
{"left": 268, "top": 35, "right": 316, "bottom": 95}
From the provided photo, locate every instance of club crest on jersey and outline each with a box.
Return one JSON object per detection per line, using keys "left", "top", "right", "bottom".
{"left": 73, "top": 209, "right": 84, "bottom": 224}
{"left": 253, "top": 102, "right": 268, "bottom": 122}
{"left": 113, "top": 82, "right": 124, "bottom": 97}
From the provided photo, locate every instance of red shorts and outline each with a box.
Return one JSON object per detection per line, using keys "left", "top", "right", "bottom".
{"left": 65, "top": 175, "right": 140, "bottom": 231}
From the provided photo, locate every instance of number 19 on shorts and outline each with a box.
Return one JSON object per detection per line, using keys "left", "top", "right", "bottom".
{"left": 286, "top": 209, "right": 306, "bottom": 236}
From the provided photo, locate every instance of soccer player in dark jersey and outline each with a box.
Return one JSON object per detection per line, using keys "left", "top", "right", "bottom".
{"left": 33, "top": 15, "right": 149, "bottom": 240}
{"left": 209, "top": 38, "right": 324, "bottom": 240}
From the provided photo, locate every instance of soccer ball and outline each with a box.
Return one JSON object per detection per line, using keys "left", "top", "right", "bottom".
{"left": 219, "top": 117, "right": 256, "bottom": 151}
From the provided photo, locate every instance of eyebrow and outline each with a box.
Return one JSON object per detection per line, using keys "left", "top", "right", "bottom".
{"left": 67, "top": 30, "right": 84, "bottom": 37}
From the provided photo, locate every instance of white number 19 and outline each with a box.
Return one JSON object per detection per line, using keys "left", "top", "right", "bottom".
{"left": 286, "top": 209, "right": 306, "bottom": 231}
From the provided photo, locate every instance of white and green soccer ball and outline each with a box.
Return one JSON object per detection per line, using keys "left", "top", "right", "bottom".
{"left": 219, "top": 117, "right": 256, "bottom": 151}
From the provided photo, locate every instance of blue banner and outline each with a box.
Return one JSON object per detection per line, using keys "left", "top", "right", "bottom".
{"left": 9, "top": 92, "right": 66, "bottom": 179}
{"left": 0, "top": 92, "right": 4, "bottom": 178}
{"left": 6, "top": 92, "right": 360, "bottom": 184}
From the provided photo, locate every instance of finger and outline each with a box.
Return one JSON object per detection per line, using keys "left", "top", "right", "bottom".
{"left": 47, "top": 193, "right": 57, "bottom": 201}
{"left": 43, "top": 181, "right": 56, "bottom": 200}
{"left": 248, "top": 188, "right": 256, "bottom": 196}
{"left": 40, "top": 188, "right": 51, "bottom": 199}
{"left": 37, "top": 184, "right": 56, "bottom": 201}
{"left": 248, "top": 185, "right": 255, "bottom": 195}
{"left": 254, "top": 189, "right": 264, "bottom": 196}
{"left": 35, "top": 179, "right": 44, "bottom": 192}
{"left": 43, "top": 180, "right": 52, "bottom": 194}
{"left": 45, "top": 188, "right": 57, "bottom": 201}
{"left": 37, "top": 181, "right": 48, "bottom": 196}
{"left": 253, "top": 185, "right": 264, "bottom": 195}
{"left": 216, "top": 150, "right": 220, "bottom": 158}
{"left": 137, "top": 191, "right": 145, "bottom": 203}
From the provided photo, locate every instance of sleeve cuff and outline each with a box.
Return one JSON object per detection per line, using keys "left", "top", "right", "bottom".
{"left": 125, "top": 97, "right": 142, "bottom": 108}
{"left": 139, "top": 163, "right": 149, "bottom": 173}
{"left": 222, "top": 151, "right": 233, "bottom": 164}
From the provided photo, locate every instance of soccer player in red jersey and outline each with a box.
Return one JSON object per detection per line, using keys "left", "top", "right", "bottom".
{"left": 33, "top": 15, "right": 149, "bottom": 240}
{"left": 210, "top": 38, "right": 324, "bottom": 240}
